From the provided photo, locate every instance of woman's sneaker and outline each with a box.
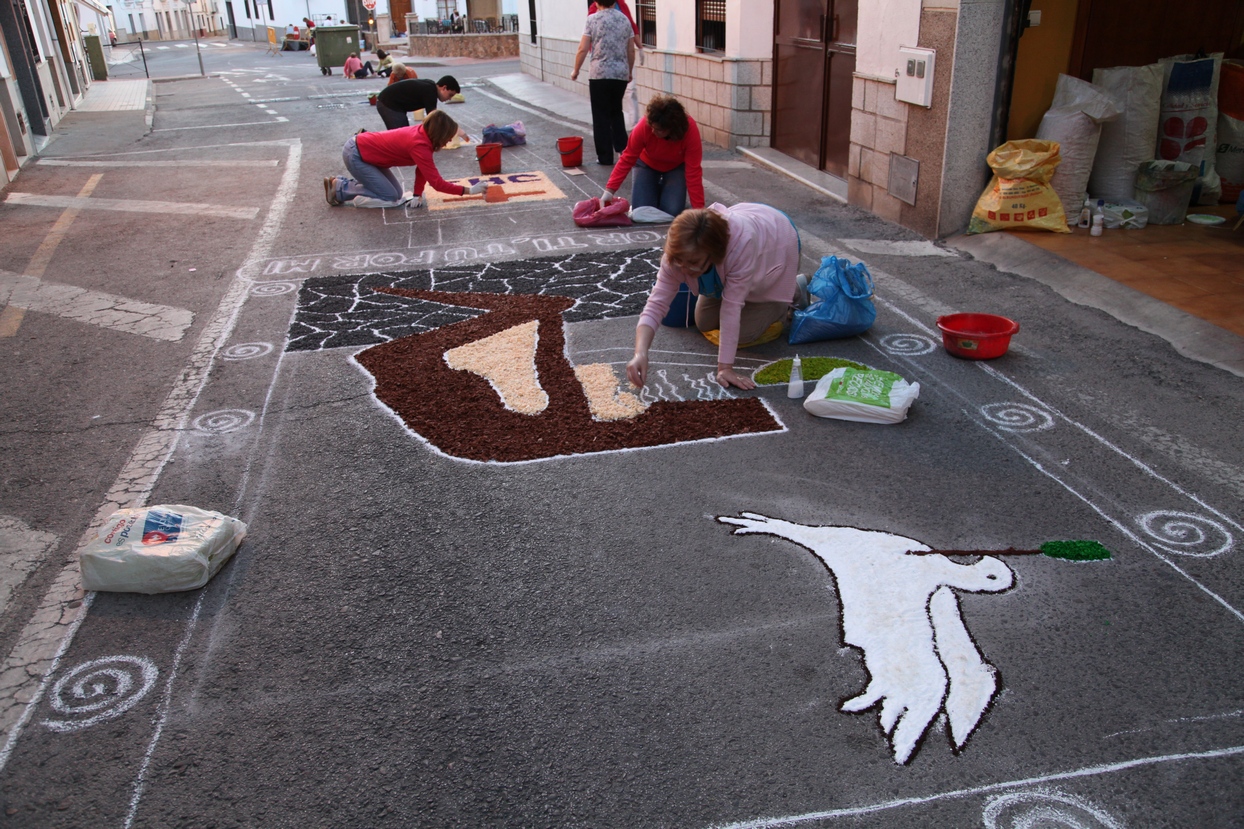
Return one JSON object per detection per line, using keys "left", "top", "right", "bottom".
{"left": 323, "top": 176, "right": 341, "bottom": 206}
{"left": 794, "top": 273, "right": 811, "bottom": 308}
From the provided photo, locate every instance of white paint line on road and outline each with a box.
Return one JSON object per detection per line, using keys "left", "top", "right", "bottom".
{"left": 0, "top": 272, "right": 194, "bottom": 341}
{"left": 0, "top": 139, "right": 302, "bottom": 778}
{"left": 39, "top": 159, "right": 279, "bottom": 168}
{"left": 5, "top": 192, "right": 259, "bottom": 220}
{"left": 838, "top": 238, "right": 958, "bottom": 258}
{"left": 711, "top": 743, "right": 1244, "bottom": 827}
{"left": 152, "top": 117, "right": 289, "bottom": 132}
{"left": 0, "top": 518, "right": 58, "bottom": 619}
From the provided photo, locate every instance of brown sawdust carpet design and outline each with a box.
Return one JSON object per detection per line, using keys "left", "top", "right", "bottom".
{"left": 355, "top": 288, "right": 781, "bottom": 463}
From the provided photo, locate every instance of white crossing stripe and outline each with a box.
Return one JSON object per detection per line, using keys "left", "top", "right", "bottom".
{"left": 40, "top": 159, "right": 279, "bottom": 167}
{"left": 0, "top": 272, "right": 194, "bottom": 341}
{"left": 4, "top": 192, "right": 259, "bottom": 220}
{"left": 839, "top": 239, "right": 957, "bottom": 258}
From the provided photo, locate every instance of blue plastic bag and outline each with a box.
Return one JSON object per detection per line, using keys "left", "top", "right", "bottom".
{"left": 788, "top": 255, "right": 877, "bottom": 344}
{"left": 482, "top": 122, "right": 526, "bottom": 146}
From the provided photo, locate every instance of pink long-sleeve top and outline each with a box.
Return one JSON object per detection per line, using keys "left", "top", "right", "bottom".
{"left": 355, "top": 124, "right": 467, "bottom": 197}
{"left": 606, "top": 116, "right": 705, "bottom": 209}
{"left": 637, "top": 202, "right": 798, "bottom": 366}
{"left": 343, "top": 55, "right": 362, "bottom": 76}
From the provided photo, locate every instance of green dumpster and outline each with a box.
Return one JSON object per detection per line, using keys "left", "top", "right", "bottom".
{"left": 314, "top": 25, "right": 362, "bottom": 76}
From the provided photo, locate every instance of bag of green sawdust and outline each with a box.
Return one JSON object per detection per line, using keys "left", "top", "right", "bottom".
{"left": 967, "top": 140, "right": 1069, "bottom": 234}
{"left": 803, "top": 368, "right": 920, "bottom": 424}
{"left": 81, "top": 505, "right": 247, "bottom": 594}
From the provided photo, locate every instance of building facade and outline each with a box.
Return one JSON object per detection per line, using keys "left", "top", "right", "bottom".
{"left": 519, "top": 0, "right": 1244, "bottom": 239}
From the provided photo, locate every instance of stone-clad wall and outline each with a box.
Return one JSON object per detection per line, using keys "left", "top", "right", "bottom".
{"left": 408, "top": 33, "right": 518, "bottom": 59}
{"left": 520, "top": 39, "right": 771, "bottom": 150}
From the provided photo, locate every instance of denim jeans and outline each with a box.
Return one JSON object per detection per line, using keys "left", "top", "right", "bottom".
{"left": 631, "top": 159, "right": 687, "bottom": 215}
{"left": 337, "top": 136, "right": 402, "bottom": 202}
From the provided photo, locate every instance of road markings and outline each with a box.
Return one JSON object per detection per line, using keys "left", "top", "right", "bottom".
{"left": 5, "top": 192, "right": 259, "bottom": 220}
{"left": 39, "top": 159, "right": 279, "bottom": 168}
{"left": 152, "top": 117, "right": 289, "bottom": 132}
{"left": 839, "top": 239, "right": 957, "bottom": 258}
{"left": 1, "top": 174, "right": 102, "bottom": 337}
{"left": 0, "top": 139, "right": 301, "bottom": 778}
{"left": 0, "top": 272, "right": 194, "bottom": 341}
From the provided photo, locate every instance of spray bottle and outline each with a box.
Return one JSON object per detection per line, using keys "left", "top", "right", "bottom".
{"left": 787, "top": 355, "right": 805, "bottom": 399}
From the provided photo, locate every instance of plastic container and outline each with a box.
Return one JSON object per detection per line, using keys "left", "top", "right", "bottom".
{"left": 475, "top": 143, "right": 502, "bottom": 175}
{"left": 314, "top": 25, "right": 361, "bottom": 75}
{"left": 936, "top": 313, "right": 1020, "bottom": 360}
{"left": 1133, "top": 160, "right": 1197, "bottom": 225}
{"left": 557, "top": 136, "right": 584, "bottom": 167}
{"left": 787, "top": 355, "right": 804, "bottom": 398}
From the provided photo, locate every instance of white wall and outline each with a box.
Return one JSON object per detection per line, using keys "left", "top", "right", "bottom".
{"left": 526, "top": 0, "right": 771, "bottom": 57}
{"left": 856, "top": 0, "right": 921, "bottom": 80}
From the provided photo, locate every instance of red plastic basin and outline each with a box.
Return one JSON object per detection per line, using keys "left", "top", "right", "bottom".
{"left": 936, "top": 313, "right": 1020, "bottom": 359}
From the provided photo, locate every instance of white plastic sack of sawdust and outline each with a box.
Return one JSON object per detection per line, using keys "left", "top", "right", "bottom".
{"left": 80, "top": 505, "right": 247, "bottom": 594}
{"left": 803, "top": 367, "right": 920, "bottom": 424}
{"left": 1036, "top": 74, "right": 1122, "bottom": 221}
{"left": 1090, "top": 63, "right": 1163, "bottom": 202}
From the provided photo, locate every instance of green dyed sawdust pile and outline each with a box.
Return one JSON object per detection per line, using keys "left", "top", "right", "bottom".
{"left": 1040, "top": 540, "right": 1111, "bottom": 561}
{"left": 753, "top": 357, "right": 870, "bottom": 386}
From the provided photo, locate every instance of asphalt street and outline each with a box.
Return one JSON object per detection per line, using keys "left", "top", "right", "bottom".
{"left": 1, "top": 39, "right": 1242, "bottom": 828}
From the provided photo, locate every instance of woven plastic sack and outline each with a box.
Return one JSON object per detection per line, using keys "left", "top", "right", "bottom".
{"left": 1090, "top": 63, "right": 1163, "bottom": 202}
{"left": 1036, "top": 75, "right": 1122, "bottom": 221}
{"left": 81, "top": 505, "right": 247, "bottom": 594}
{"left": 967, "top": 140, "right": 1069, "bottom": 234}
{"left": 788, "top": 255, "right": 876, "bottom": 344}
{"left": 1158, "top": 53, "right": 1223, "bottom": 204}
{"left": 1217, "top": 61, "right": 1244, "bottom": 204}
{"left": 803, "top": 368, "right": 920, "bottom": 424}
{"left": 573, "top": 197, "right": 632, "bottom": 227}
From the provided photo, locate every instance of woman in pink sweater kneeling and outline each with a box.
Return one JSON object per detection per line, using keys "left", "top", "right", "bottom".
{"left": 627, "top": 203, "right": 800, "bottom": 391}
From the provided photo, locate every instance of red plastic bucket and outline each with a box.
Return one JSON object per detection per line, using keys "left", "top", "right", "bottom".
{"left": 936, "top": 313, "right": 1020, "bottom": 359}
{"left": 476, "top": 143, "right": 502, "bottom": 175}
{"left": 557, "top": 136, "right": 584, "bottom": 167}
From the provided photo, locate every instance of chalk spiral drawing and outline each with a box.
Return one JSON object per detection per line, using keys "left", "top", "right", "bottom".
{"left": 718, "top": 512, "right": 1017, "bottom": 765}
{"left": 249, "top": 281, "right": 297, "bottom": 296}
{"left": 223, "top": 342, "right": 274, "bottom": 360}
{"left": 43, "top": 656, "right": 158, "bottom": 732}
{"left": 879, "top": 332, "right": 937, "bottom": 356}
{"left": 982, "top": 790, "right": 1124, "bottom": 829}
{"left": 980, "top": 402, "right": 1056, "bottom": 433}
{"left": 1138, "top": 510, "right": 1233, "bottom": 557}
{"left": 191, "top": 409, "right": 256, "bottom": 434}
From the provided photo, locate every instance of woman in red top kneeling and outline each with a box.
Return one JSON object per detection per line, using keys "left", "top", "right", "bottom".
{"left": 602, "top": 95, "right": 703, "bottom": 217}
{"left": 324, "top": 110, "right": 487, "bottom": 207}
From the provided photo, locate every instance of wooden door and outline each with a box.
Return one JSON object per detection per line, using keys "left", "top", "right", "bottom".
{"left": 821, "top": 0, "right": 856, "bottom": 178}
{"left": 772, "top": 0, "right": 828, "bottom": 169}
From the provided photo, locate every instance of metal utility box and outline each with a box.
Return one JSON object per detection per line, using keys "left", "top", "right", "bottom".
{"left": 314, "top": 25, "right": 361, "bottom": 75}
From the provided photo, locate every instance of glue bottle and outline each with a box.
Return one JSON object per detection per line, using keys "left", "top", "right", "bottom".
{"left": 787, "top": 355, "right": 804, "bottom": 398}
{"left": 1077, "top": 198, "right": 1092, "bottom": 229}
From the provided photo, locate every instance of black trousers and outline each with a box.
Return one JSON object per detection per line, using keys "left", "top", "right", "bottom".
{"left": 376, "top": 101, "right": 410, "bottom": 130}
{"left": 588, "top": 78, "right": 629, "bottom": 165}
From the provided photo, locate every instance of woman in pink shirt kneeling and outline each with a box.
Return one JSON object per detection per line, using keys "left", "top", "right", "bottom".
{"left": 602, "top": 95, "right": 703, "bottom": 216}
{"left": 627, "top": 203, "right": 800, "bottom": 390}
{"left": 324, "top": 110, "right": 487, "bottom": 206}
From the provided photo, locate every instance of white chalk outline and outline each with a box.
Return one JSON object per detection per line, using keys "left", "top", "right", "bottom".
{"left": 42, "top": 656, "right": 158, "bottom": 732}
{"left": 709, "top": 743, "right": 1244, "bottom": 827}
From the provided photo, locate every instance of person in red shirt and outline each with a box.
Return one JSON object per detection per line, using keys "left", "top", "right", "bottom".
{"left": 324, "top": 110, "right": 488, "bottom": 206}
{"left": 602, "top": 95, "right": 703, "bottom": 216}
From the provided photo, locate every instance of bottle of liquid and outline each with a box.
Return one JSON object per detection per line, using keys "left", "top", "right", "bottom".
{"left": 787, "top": 355, "right": 804, "bottom": 399}
{"left": 1090, "top": 214, "right": 1103, "bottom": 237}
{"left": 1077, "top": 198, "right": 1092, "bottom": 229}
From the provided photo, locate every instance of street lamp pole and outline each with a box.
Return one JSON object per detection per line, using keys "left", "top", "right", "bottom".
{"left": 187, "top": 0, "right": 205, "bottom": 75}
